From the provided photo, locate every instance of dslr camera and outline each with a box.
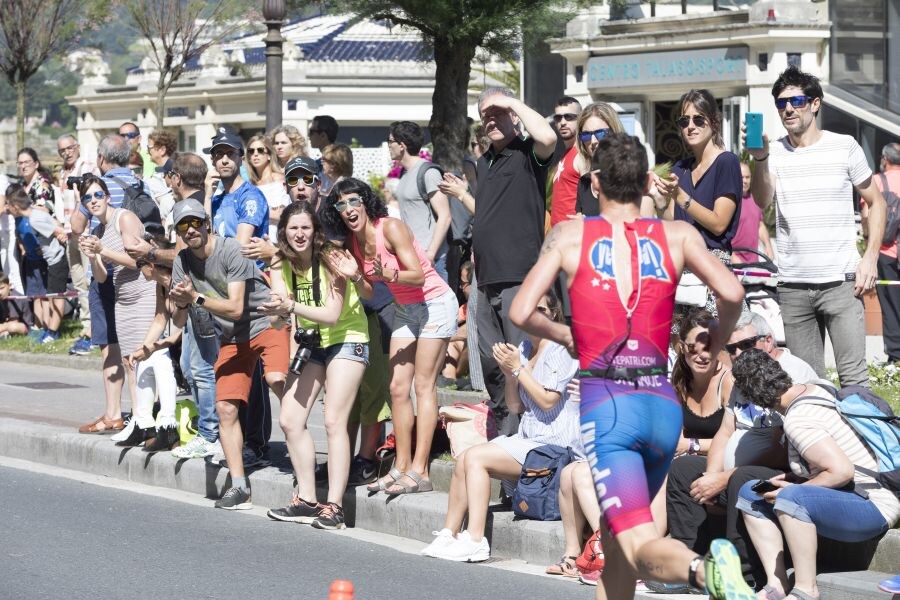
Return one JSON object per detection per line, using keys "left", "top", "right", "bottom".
{"left": 66, "top": 175, "right": 83, "bottom": 190}
{"left": 290, "top": 327, "right": 322, "bottom": 375}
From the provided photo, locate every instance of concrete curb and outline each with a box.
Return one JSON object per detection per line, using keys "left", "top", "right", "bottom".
{"left": 0, "top": 349, "right": 102, "bottom": 371}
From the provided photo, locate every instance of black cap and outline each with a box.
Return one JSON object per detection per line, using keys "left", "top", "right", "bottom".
{"left": 284, "top": 156, "right": 318, "bottom": 177}
{"left": 202, "top": 127, "right": 243, "bottom": 154}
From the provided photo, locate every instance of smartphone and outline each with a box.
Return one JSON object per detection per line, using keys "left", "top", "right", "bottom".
{"left": 745, "top": 113, "right": 764, "bottom": 149}
{"left": 751, "top": 479, "right": 778, "bottom": 494}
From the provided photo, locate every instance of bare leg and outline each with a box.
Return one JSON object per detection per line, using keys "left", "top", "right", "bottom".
{"left": 101, "top": 343, "right": 124, "bottom": 420}
{"left": 559, "top": 463, "right": 585, "bottom": 557}
{"left": 572, "top": 462, "right": 602, "bottom": 531}
{"left": 217, "top": 399, "right": 245, "bottom": 479}
{"left": 47, "top": 297, "right": 64, "bottom": 332}
{"left": 386, "top": 337, "right": 416, "bottom": 479}
{"left": 357, "top": 422, "right": 382, "bottom": 460}
{"left": 778, "top": 512, "right": 818, "bottom": 598}
{"left": 443, "top": 448, "right": 470, "bottom": 533}
{"left": 323, "top": 359, "right": 366, "bottom": 505}
{"left": 279, "top": 367, "right": 325, "bottom": 502}
{"left": 742, "top": 513, "right": 789, "bottom": 597}
{"left": 651, "top": 474, "right": 669, "bottom": 536}
{"left": 596, "top": 522, "right": 638, "bottom": 600}
{"left": 407, "top": 337, "right": 449, "bottom": 479}
{"left": 460, "top": 443, "right": 520, "bottom": 541}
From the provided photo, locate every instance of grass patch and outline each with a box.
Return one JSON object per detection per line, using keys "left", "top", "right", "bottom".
{"left": 873, "top": 383, "right": 900, "bottom": 415}
{"left": 0, "top": 319, "right": 85, "bottom": 355}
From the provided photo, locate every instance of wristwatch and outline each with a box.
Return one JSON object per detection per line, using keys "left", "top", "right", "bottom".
{"left": 194, "top": 293, "right": 206, "bottom": 307}
{"left": 682, "top": 196, "right": 694, "bottom": 211}
{"left": 511, "top": 367, "right": 522, "bottom": 379}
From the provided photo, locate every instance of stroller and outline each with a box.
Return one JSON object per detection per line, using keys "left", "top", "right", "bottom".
{"left": 730, "top": 247, "right": 785, "bottom": 345}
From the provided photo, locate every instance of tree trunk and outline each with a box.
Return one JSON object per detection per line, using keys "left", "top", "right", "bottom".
{"left": 15, "top": 79, "right": 26, "bottom": 150}
{"left": 429, "top": 36, "right": 477, "bottom": 173}
{"left": 156, "top": 72, "right": 168, "bottom": 128}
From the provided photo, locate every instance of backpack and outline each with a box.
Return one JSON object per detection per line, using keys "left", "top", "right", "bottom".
{"left": 109, "top": 175, "right": 162, "bottom": 228}
{"left": 792, "top": 386, "right": 900, "bottom": 495}
{"left": 879, "top": 173, "right": 900, "bottom": 246}
{"left": 512, "top": 444, "right": 575, "bottom": 521}
{"left": 417, "top": 163, "right": 473, "bottom": 245}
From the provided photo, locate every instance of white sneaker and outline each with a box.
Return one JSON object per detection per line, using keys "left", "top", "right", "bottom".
{"left": 172, "top": 435, "right": 216, "bottom": 459}
{"left": 431, "top": 530, "right": 490, "bottom": 563}
{"left": 110, "top": 416, "right": 135, "bottom": 443}
{"left": 421, "top": 529, "right": 457, "bottom": 557}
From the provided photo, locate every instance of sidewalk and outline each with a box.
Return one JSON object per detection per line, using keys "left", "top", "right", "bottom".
{"left": 0, "top": 351, "right": 896, "bottom": 599}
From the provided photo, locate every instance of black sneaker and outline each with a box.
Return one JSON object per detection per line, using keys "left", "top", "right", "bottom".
{"left": 215, "top": 486, "right": 252, "bottom": 510}
{"left": 266, "top": 496, "right": 322, "bottom": 524}
{"left": 115, "top": 425, "right": 154, "bottom": 448}
{"left": 142, "top": 425, "right": 180, "bottom": 453}
{"left": 311, "top": 502, "right": 346, "bottom": 530}
{"left": 347, "top": 455, "right": 378, "bottom": 486}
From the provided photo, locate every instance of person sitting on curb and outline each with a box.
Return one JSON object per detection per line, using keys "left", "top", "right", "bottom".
{"left": 420, "top": 290, "right": 580, "bottom": 563}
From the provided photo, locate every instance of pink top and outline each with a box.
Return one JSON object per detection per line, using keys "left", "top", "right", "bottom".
{"left": 731, "top": 194, "right": 764, "bottom": 263}
{"left": 351, "top": 217, "right": 450, "bottom": 304}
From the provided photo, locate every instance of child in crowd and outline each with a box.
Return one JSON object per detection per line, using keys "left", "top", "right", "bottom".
{"left": 0, "top": 272, "right": 29, "bottom": 338}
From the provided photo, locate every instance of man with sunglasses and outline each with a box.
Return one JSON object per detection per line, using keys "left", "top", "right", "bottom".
{"left": 118, "top": 122, "right": 156, "bottom": 179}
{"left": 551, "top": 96, "right": 582, "bottom": 157}
{"left": 169, "top": 199, "right": 289, "bottom": 509}
{"left": 744, "top": 66, "right": 887, "bottom": 387}
{"left": 56, "top": 133, "right": 99, "bottom": 354}
{"left": 667, "top": 312, "right": 819, "bottom": 587}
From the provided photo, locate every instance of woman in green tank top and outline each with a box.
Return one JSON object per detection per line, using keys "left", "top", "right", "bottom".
{"left": 260, "top": 201, "right": 369, "bottom": 530}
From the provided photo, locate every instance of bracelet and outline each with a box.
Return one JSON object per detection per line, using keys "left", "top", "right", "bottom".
{"left": 756, "top": 153, "right": 769, "bottom": 162}
{"left": 688, "top": 438, "right": 700, "bottom": 455}
{"left": 511, "top": 367, "right": 522, "bottom": 379}
{"left": 351, "top": 273, "right": 362, "bottom": 284}
{"left": 148, "top": 247, "right": 157, "bottom": 263}
{"left": 390, "top": 269, "right": 399, "bottom": 284}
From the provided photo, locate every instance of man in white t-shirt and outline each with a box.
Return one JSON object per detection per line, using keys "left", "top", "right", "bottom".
{"left": 744, "top": 66, "right": 886, "bottom": 386}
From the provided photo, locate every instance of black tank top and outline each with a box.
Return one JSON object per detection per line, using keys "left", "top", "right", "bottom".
{"left": 681, "top": 370, "right": 727, "bottom": 439}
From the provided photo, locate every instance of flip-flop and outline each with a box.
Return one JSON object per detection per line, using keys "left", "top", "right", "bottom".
{"left": 762, "top": 584, "right": 786, "bottom": 600}
{"left": 785, "top": 590, "right": 818, "bottom": 600}
{"left": 385, "top": 470, "right": 433, "bottom": 495}
{"left": 366, "top": 467, "right": 402, "bottom": 493}
{"left": 546, "top": 556, "right": 579, "bottom": 577}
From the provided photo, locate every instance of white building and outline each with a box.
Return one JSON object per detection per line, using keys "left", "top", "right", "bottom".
{"left": 67, "top": 14, "right": 498, "bottom": 167}
{"left": 548, "top": 0, "right": 899, "bottom": 167}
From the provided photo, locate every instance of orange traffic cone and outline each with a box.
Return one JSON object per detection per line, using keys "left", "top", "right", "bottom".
{"left": 328, "top": 580, "right": 354, "bottom": 600}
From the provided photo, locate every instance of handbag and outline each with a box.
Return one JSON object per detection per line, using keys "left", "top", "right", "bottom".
{"left": 675, "top": 271, "right": 709, "bottom": 307}
{"left": 438, "top": 401, "right": 497, "bottom": 458}
{"left": 512, "top": 444, "right": 575, "bottom": 521}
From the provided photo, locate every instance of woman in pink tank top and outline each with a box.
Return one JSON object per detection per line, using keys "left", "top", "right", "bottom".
{"left": 322, "top": 178, "right": 458, "bottom": 495}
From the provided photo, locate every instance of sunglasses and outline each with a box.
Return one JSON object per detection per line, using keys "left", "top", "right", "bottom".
{"left": 553, "top": 113, "right": 578, "bottom": 123}
{"left": 775, "top": 95, "right": 814, "bottom": 110}
{"left": 80, "top": 190, "right": 106, "bottom": 204}
{"left": 579, "top": 128, "right": 611, "bottom": 143}
{"left": 131, "top": 167, "right": 142, "bottom": 176}
{"left": 175, "top": 217, "right": 204, "bottom": 233}
{"left": 676, "top": 115, "right": 708, "bottom": 129}
{"left": 725, "top": 335, "right": 764, "bottom": 355}
{"left": 334, "top": 197, "right": 363, "bottom": 213}
{"left": 119, "top": 131, "right": 140, "bottom": 139}
{"left": 164, "top": 170, "right": 179, "bottom": 179}
{"left": 286, "top": 173, "right": 317, "bottom": 188}
{"left": 247, "top": 147, "right": 269, "bottom": 156}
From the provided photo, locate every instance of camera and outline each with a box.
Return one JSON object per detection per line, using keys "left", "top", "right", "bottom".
{"left": 290, "top": 327, "right": 322, "bottom": 375}
{"left": 66, "top": 176, "right": 82, "bottom": 190}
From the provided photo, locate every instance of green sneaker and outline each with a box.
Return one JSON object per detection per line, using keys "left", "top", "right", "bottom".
{"left": 704, "top": 539, "right": 756, "bottom": 600}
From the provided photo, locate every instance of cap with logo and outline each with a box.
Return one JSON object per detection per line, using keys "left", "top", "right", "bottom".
{"left": 284, "top": 156, "right": 318, "bottom": 177}
{"left": 172, "top": 198, "right": 208, "bottom": 225}
{"left": 202, "top": 127, "right": 243, "bottom": 154}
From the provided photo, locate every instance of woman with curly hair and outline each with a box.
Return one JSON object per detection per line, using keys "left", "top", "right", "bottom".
{"left": 260, "top": 201, "right": 369, "bottom": 530}
{"left": 268, "top": 125, "right": 308, "bottom": 170}
{"left": 321, "top": 177, "right": 458, "bottom": 496}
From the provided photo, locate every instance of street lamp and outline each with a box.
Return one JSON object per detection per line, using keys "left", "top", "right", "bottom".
{"left": 263, "top": 0, "right": 286, "bottom": 131}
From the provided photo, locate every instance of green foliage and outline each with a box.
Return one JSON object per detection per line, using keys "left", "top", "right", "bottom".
{"left": 0, "top": 59, "right": 78, "bottom": 128}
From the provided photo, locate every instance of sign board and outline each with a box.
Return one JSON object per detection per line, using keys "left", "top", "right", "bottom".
{"left": 587, "top": 47, "right": 748, "bottom": 90}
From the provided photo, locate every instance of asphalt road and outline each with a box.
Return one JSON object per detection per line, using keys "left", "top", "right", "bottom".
{"left": 0, "top": 463, "right": 585, "bottom": 600}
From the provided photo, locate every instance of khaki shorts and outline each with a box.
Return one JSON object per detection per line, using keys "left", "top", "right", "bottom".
{"left": 214, "top": 327, "right": 289, "bottom": 403}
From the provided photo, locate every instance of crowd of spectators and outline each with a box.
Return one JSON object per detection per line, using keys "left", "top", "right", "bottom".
{"left": 0, "top": 65, "right": 896, "bottom": 596}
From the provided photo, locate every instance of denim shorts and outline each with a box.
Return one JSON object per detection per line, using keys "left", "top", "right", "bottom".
{"left": 393, "top": 289, "right": 458, "bottom": 339}
{"left": 737, "top": 480, "right": 889, "bottom": 543}
{"left": 88, "top": 276, "right": 117, "bottom": 346}
{"left": 309, "top": 341, "right": 369, "bottom": 367}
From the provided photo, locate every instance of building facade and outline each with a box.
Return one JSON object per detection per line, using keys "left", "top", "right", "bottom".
{"left": 548, "top": 0, "right": 898, "bottom": 167}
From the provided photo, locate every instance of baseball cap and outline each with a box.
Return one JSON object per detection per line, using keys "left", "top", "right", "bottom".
{"left": 284, "top": 156, "right": 318, "bottom": 177}
{"left": 202, "top": 127, "right": 243, "bottom": 154}
{"left": 172, "top": 198, "right": 207, "bottom": 225}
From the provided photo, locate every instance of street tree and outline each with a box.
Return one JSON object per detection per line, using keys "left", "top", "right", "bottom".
{"left": 125, "top": 0, "right": 247, "bottom": 128}
{"left": 331, "top": 0, "right": 583, "bottom": 170}
{"left": 0, "top": 0, "right": 104, "bottom": 148}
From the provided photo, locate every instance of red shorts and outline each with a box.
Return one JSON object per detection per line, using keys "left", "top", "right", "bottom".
{"left": 214, "top": 327, "right": 289, "bottom": 403}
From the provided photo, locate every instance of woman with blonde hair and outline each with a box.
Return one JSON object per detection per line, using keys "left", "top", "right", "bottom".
{"left": 247, "top": 134, "right": 288, "bottom": 238}
{"left": 320, "top": 143, "right": 353, "bottom": 196}
{"left": 268, "top": 125, "right": 308, "bottom": 169}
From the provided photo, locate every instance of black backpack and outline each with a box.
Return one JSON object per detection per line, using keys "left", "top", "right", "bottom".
{"left": 879, "top": 174, "right": 900, "bottom": 246}
{"left": 109, "top": 176, "right": 162, "bottom": 228}
{"left": 416, "top": 163, "right": 473, "bottom": 246}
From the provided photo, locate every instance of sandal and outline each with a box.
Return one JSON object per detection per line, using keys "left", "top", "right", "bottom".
{"left": 78, "top": 415, "right": 125, "bottom": 434}
{"left": 546, "top": 556, "right": 579, "bottom": 577}
{"left": 366, "top": 467, "right": 403, "bottom": 493}
{"left": 786, "top": 590, "right": 818, "bottom": 600}
{"left": 384, "top": 470, "right": 433, "bottom": 495}
{"left": 762, "top": 584, "right": 786, "bottom": 600}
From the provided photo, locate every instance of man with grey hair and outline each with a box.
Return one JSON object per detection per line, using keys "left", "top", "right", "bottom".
{"left": 56, "top": 133, "right": 99, "bottom": 355}
{"left": 438, "top": 86, "right": 556, "bottom": 435}
{"left": 71, "top": 134, "right": 144, "bottom": 435}
{"left": 861, "top": 142, "right": 900, "bottom": 363}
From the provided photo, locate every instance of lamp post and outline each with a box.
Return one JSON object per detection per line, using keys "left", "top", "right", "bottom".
{"left": 263, "top": 0, "right": 286, "bottom": 131}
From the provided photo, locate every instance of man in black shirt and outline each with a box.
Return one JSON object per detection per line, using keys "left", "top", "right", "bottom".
{"left": 450, "top": 87, "right": 556, "bottom": 434}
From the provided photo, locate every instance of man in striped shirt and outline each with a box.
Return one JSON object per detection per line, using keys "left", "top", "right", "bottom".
{"left": 745, "top": 66, "right": 887, "bottom": 386}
